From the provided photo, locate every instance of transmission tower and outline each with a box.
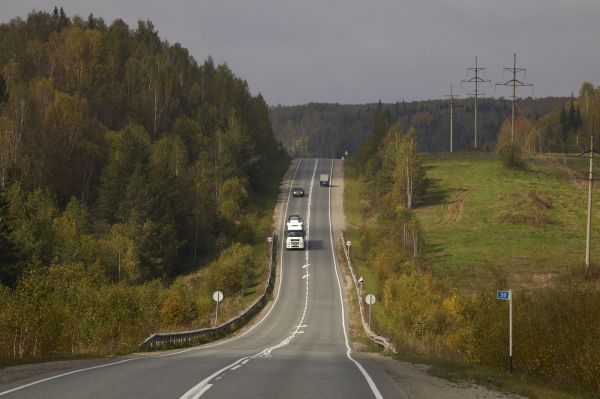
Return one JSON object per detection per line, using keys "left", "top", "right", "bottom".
{"left": 462, "top": 56, "right": 490, "bottom": 149}
{"left": 444, "top": 85, "right": 458, "bottom": 153}
{"left": 496, "top": 53, "right": 533, "bottom": 143}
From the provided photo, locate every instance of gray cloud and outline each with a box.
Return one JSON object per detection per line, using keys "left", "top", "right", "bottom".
{"left": 2, "top": 0, "right": 599, "bottom": 105}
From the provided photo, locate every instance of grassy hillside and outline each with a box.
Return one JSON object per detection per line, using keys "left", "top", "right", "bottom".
{"left": 416, "top": 153, "right": 600, "bottom": 289}
{"left": 344, "top": 155, "right": 600, "bottom": 398}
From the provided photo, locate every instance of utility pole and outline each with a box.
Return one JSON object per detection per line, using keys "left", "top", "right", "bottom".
{"left": 496, "top": 53, "right": 533, "bottom": 144}
{"left": 586, "top": 117, "right": 595, "bottom": 267}
{"left": 462, "top": 56, "right": 490, "bottom": 149}
{"left": 445, "top": 85, "right": 457, "bottom": 153}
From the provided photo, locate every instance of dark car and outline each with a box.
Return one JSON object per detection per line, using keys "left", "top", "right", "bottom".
{"left": 292, "top": 187, "right": 304, "bottom": 197}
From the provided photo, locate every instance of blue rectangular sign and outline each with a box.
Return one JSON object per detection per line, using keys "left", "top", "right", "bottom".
{"left": 497, "top": 290, "right": 511, "bottom": 300}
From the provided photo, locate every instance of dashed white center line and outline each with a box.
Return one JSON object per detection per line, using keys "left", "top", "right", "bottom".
{"left": 180, "top": 383, "right": 213, "bottom": 399}
{"left": 230, "top": 365, "right": 242, "bottom": 371}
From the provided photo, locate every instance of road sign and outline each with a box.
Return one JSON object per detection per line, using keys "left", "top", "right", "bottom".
{"left": 213, "top": 291, "right": 224, "bottom": 326}
{"left": 213, "top": 291, "right": 223, "bottom": 302}
{"left": 346, "top": 240, "right": 352, "bottom": 247}
{"left": 365, "top": 294, "right": 376, "bottom": 330}
{"left": 497, "top": 290, "right": 511, "bottom": 300}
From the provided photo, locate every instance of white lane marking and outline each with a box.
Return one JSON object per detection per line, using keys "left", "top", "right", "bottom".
{"left": 179, "top": 358, "right": 248, "bottom": 399}
{"left": 326, "top": 159, "right": 384, "bottom": 399}
{"left": 0, "top": 358, "right": 138, "bottom": 397}
{"left": 230, "top": 365, "right": 242, "bottom": 371}
{"left": 302, "top": 273, "right": 310, "bottom": 279}
{"left": 0, "top": 161, "right": 306, "bottom": 398}
{"left": 177, "top": 159, "right": 317, "bottom": 398}
{"left": 251, "top": 159, "right": 318, "bottom": 360}
{"left": 241, "top": 359, "right": 250, "bottom": 365}
{"left": 302, "top": 263, "right": 310, "bottom": 269}
{"left": 181, "top": 383, "right": 212, "bottom": 399}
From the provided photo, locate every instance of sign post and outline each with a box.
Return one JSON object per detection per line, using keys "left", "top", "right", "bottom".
{"left": 365, "top": 294, "right": 376, "bottom": 330}
{"left": 346, "top": 240, "right": 352, "bottom": 263}
{"left": 497, "top": 289, "right": 513, "bottom": 373}
{"left": 213, "top": 290, "right": 224, "bottom": 326}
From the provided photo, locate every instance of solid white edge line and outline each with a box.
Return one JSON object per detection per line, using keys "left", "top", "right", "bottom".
{"left": 0, "top": 358, "right": 138, "bottom": 397}
{"left": 0, "top": 160, "right": 305, "bottom": 398}
{"left": 177, "top": 158, "right": 307, "bottom": 397}
{"left": 327, "top": 159, "right": 384, "bottom": 399}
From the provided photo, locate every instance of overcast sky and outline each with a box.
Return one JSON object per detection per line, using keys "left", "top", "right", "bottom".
{"left": 3, "top": 1, "right": 600, "bottom": 105}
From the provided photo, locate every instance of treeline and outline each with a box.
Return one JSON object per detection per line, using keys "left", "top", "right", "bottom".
{"left": 500, "top": 82, "right": 600, "bottom": 154}
{"left": 352, "top": 107, "right": 600, "bottom": 394}
{"left": 270, "top": 97, "right": 566, "bottom": 157}
{"left": 0, "top": 8, "right": 288, "bottom": 359}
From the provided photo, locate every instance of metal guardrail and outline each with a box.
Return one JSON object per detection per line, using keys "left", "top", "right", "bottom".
{"left": 140, "top": 234, "right": 278, "bottom": 349}
{"left": 340, "top": 232, "right": 397, "bottom": 354}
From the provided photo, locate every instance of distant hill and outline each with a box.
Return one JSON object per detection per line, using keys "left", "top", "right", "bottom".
{"left": 270, "top": 97, "right": 568, "bottom": 157}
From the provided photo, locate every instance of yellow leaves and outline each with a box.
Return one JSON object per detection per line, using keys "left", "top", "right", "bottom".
{"left": 160, "top": 281, "right": 197, "bottom": 327}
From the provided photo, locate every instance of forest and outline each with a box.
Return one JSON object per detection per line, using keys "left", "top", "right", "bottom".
{"left": 270, "top": 96, "right": 570, "bottom": 157}
{"left": 0, "top": 8, "right": 288, "bottom": 359}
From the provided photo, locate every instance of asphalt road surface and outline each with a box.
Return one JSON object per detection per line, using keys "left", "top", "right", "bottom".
{"left": 0, "top": 158, "right": 408, "bottom": 399}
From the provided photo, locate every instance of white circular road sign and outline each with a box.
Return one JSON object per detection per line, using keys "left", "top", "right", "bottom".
{"left": 213, "top": 291, "right": 224, "bottom": 303}
{"left": 365, "top": 294, "right": 376, "bottom": 305}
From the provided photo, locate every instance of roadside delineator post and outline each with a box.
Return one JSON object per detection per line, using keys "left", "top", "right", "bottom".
{"left": 497, "top": 289, "right": 513, "bottom": 373}
{"left": 267, "top": 236, "right": 273, "bottom": 265}
{"left": 357, "top": 276, "right": 364, "bottom": 297}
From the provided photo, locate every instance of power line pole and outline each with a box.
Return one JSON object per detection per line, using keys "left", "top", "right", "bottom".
{"left": 462, "top": 56, "right": 490, "bottom": 149}
{"left": 445, "top": 85, "right": 457, "bottom": 153}
{"left": 586, "top": 117, "right": 595, "bottom": 267}
{"left": 496, "top": 53, "right": 533, "bottom": 144}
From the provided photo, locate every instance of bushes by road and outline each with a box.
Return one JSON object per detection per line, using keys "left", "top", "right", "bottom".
{"left": 0, "top": 240, "right": 265, "bottom": 359}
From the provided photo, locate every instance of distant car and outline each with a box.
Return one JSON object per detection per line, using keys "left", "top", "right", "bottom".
{"left": 292, "top": 187, "right": 305, "bottom": 197}
{"left": 287, "top": 215, "right": 303, "bottom": 223}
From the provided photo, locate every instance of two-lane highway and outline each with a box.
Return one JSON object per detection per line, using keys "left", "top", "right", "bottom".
{"left": 0, "top": 158, "right": 408, "bottom": 399}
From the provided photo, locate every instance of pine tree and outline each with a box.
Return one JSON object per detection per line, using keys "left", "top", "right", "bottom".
{"left": 0, "top": 190, "right": 18, "bottom": 287}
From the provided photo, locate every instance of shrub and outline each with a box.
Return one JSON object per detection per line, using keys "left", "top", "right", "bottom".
{"left": 207, "top": 243, "right": 254, "bottom": 296}
{"left": 160, "top": 280, "right": 198, "bottom": 327}
{"left": 498, "top": 143, "right": 526, "bottom": 169}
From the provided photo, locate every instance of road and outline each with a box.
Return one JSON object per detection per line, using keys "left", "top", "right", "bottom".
{"left": 0, "top": 158, "right": 408, "bottom": 399}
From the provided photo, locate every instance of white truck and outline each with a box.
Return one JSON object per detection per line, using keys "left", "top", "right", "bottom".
{"left": 285, "top": 215, "right": 305, "bottom": 250}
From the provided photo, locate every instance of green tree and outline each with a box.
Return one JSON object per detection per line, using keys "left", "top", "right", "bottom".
{"left": 0, "top": 189, "right": 18, "bottom": 287}
{"left": 0, "top": 74, "right": 7, "bottom": 105}
{"left": 53, "top": 198, "right": 98, "bottom": 265}
{"left": 96, "top": 126, "right": 150, "bottom": 222}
